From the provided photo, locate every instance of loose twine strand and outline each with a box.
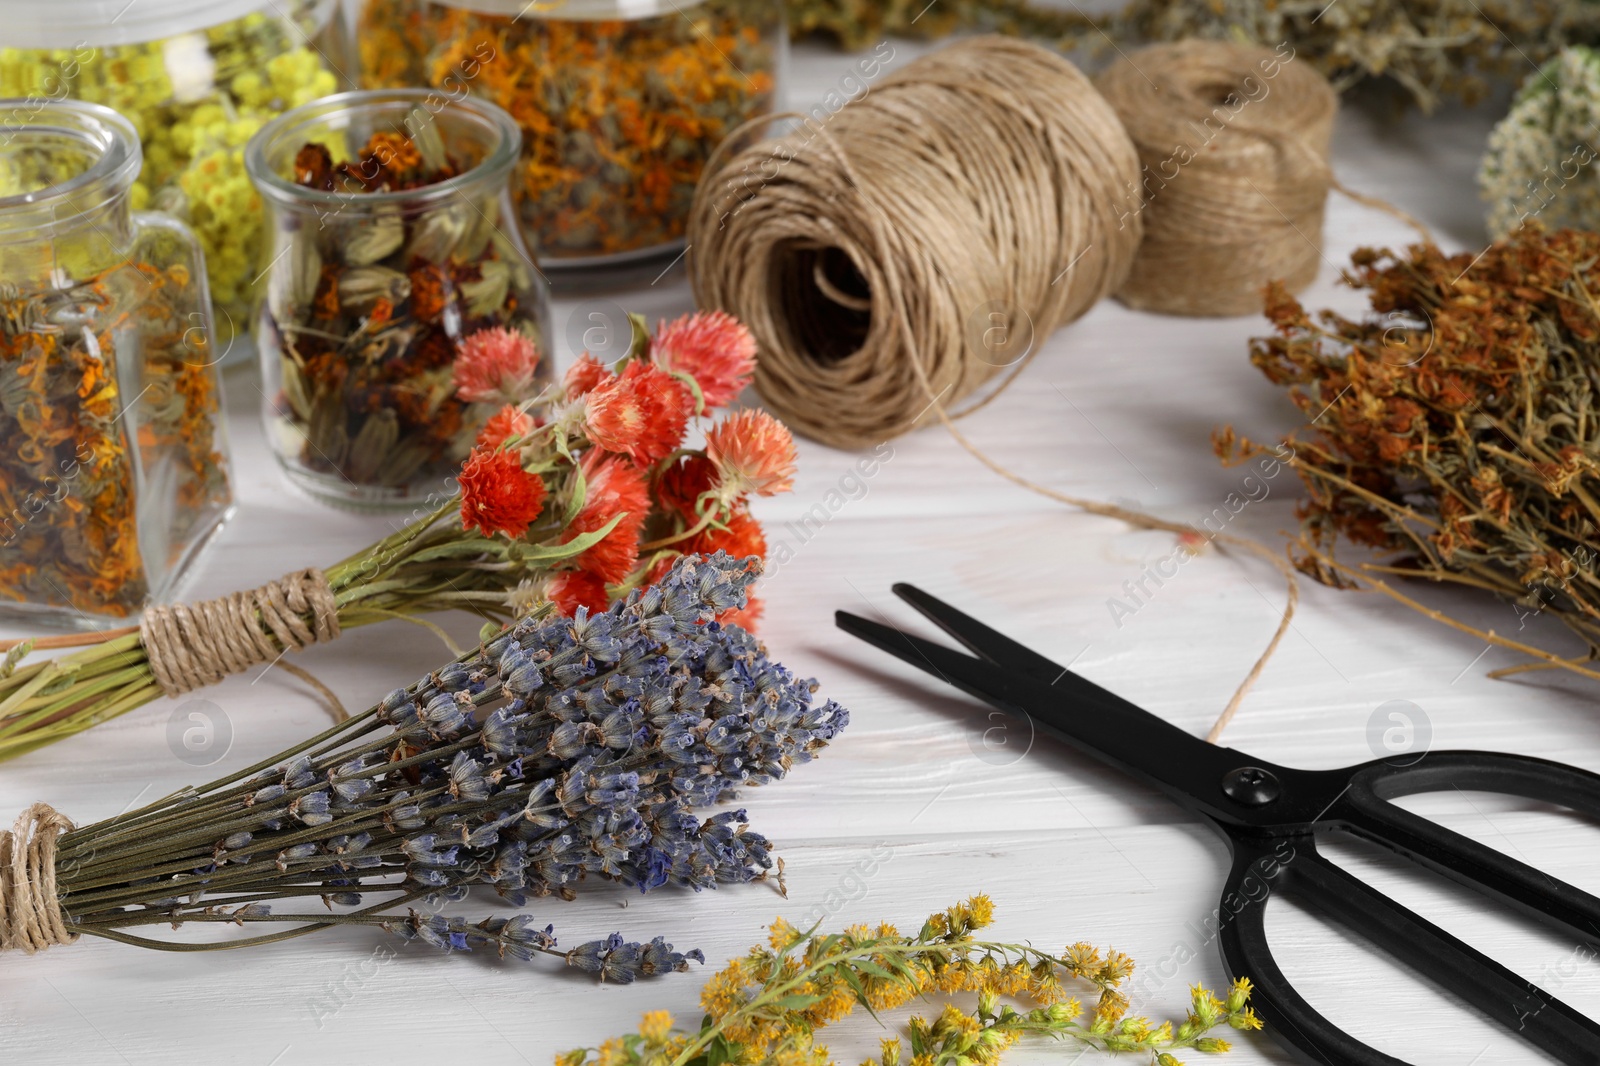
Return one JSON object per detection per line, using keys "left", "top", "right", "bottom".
{"left": 139, "top": 568, "right": 345, "bottom": 716}
{"left": 690, "top": 36, "right": 1428, "bottom": 742}
{"left": 0, "top": 803, "right": 76, "bottom": 954}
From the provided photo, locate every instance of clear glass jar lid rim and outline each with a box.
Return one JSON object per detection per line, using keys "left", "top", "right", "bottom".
{"left": 0, "top": 0, "right": 333, "bottom": 49}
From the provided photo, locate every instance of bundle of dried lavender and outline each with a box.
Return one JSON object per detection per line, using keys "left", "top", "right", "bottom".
{"left": 0, "top": 553, "right": 848, "bottom": 969}
{"left": 1220, "top": 230, "right": 1600, "bottom": 682}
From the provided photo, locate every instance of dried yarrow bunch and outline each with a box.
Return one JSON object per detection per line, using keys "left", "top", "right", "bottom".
{"left": 1219, "top": 229, "right": 1600, "bottom": 682}
{"left": 562, "top": 896, "right": 1259, "bottom": 1065}
{"left": 1481, "top": 46, "right": 1600, "bottom": 239}
{"left": 0, "top": 310, "right": 795, "bottom": 761}
{"left": 0, "top": 553, "right": 847, "bottom": 971}
{"left": 1101, "top": 0, "right": 1598, "bottom": 111}
{"left": 787, "top": 0, "right": 1600, "bottom": 112}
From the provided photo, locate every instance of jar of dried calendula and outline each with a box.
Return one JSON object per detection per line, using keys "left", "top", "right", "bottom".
{"left": 0, "top": 0, "right": 349, "bottom": 360}
{"left": 357, "top": 0, "right": 784, "bottom": 268}
{"left": 0, "top": 99, "right": 234, "bottom": 625}
{"left": 245, "top": 89, "right": 551, "bottom": 509}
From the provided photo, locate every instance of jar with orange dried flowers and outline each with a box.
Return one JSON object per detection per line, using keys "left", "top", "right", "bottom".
{"left": 0, "top": 99, "right": 233, "bottom": 626}
{"left": 356, "top": 0, "right": 783, "bottom": 268}
{"left": 245, "top": 89, "right": 552, "bottom": 509}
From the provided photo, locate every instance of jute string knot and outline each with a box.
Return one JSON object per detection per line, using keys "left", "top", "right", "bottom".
{"left": 140, "top": 568, "right": 341, "bottom": 697}
{"left": 0, "top": 803, "right": 76, "bottom": 954}
{"left": 1093, "top": 40, "right": 1339, "bottom": 317}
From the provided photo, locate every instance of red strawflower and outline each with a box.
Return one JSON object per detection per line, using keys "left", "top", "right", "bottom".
{"left": 459, "top": 447, "right": 547, "bottom": 538}
{"left": 705, "top": 410, "right": 797, "bottom": 499}
{"left": 683, "top": 508, "right": 768, "bottom": 562}
{"left": 717, "top": 593, "right": 764, "bottom": 632}
{"left": 454, "top": 327, "right": 543, "bottom": 404}
{"left": 548, "top": 570, "right": 611, "bottom": 617}
{"left": 476, "top": 404, "right": 534, "bottom": 450}
{"left": 655, "top": 454, "right": 719, "bottom": 519}
{"left": 584, "top": 361, "right": 692, "bottom": 465}
{"left": 650, "top": 310, "right": 757, "bottom": 409}
{"left": 564, "top": 455, "right": 652, "bottom": 583}
{"left": 564, "top": 355, "right": 614, "bottom": 399}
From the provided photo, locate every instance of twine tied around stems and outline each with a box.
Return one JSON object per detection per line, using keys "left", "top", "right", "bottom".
{"left": 0, "top": 802, "right": 76, "bottom": 953}
{"left": 140, "top": 568, "right": 342, "bottom": 699}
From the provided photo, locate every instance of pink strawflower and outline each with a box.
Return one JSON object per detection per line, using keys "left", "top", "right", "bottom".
{"left": 650, "top": 310, "right": 757, "bottom": 409}
{"left": 705, "top": 410, "right": 797, "bottom": 499}
{"left": 453, "top": 327, "right": 543, "bottom": 404}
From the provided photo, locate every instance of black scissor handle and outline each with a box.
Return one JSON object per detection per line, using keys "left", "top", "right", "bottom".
{"left": 1218, "top": 835, "right": 1600, "bottom": 1066}
{"left": 1336, "top": 751, "right": 1600, "bottom": 945}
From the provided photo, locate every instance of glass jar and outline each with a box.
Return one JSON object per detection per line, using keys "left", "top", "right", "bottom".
{"left": 246, "top": 89, "right": 552, "bottom": 509}
{"left": 357, "top": 0, "right": 784, "bottom": 268}
{"left": 0, "top": 100, "right": 233, "bottom": 625}
{"left": 0, "top": 0, "right": 349, "bottom": 359}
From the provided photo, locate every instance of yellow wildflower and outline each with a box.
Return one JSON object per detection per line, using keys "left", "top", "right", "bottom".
{"left": 637, "top": 1010, "right": 672, "bottom": 1044}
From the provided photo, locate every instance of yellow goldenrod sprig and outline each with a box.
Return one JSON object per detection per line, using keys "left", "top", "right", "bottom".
{"left": 558, "top": 895, "right": 1262, "bottom": 1066}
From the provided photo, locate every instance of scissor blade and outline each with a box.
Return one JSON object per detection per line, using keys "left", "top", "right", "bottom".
{"left": 891, "top": 583, "right": 1070, "bottom": 686}
{"left": 836, "top": 609, "right": 1250, "bottom": 823}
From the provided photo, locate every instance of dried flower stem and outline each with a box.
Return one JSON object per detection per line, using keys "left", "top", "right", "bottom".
{"left": 563, "top": 896, "right": 1259, "bottom": 1066}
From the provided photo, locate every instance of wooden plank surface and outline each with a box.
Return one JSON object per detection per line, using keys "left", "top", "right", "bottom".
{"left": 2, "top": 36, "right": 1597, "bottom": 1066}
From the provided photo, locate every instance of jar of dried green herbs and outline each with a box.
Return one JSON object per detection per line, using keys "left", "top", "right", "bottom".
{"left": 246, "top": 89, "right": 551, "bottom": 509}
{"left": 0, "top": 0, "right": 350, "bottom": 359}
{"left": 0, "top": 99, "right": 234, "bottom": 625}
{"left": 357, "top": 0, "right": 784, "bottom": 268}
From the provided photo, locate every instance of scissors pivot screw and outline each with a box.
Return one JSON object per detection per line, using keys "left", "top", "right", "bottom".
{"left": 1221, "top": 766, "right": 1281, "bottom": 807}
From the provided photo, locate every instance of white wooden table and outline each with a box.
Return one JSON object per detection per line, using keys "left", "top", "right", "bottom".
{"left": 3, "top": 38, "right": 1598, "bottom": 1066}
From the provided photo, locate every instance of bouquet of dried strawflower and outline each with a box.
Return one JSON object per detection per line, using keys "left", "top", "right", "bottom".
{"left": 1218, "top": 229, "right": 1600, "bottom": 682}
{"left": 0, "top": 553, "right": 847, "bottom": 972}
{"left": 0, "top": 309, "right": 797, "bottom": 761}
{"left": 562, "top": 895, "right": 1260, "bottom": 1065}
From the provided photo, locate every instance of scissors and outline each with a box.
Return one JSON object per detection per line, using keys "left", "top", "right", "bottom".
{"left": 837, "top": 583, "right": 1600, "bottom": 1066}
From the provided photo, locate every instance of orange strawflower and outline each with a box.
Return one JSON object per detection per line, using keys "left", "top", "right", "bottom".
{"left": 564, "top": 355, "right": 615, "bottom": 399}
{"left": 650, "top": 310, "right": 757, "bottom": 409}
{"left": 477, "top": 404, "right": 535, "bottom": 450}
{"left": 565, "top": 455, "right": 652, "bottom": 583}
{"left": 655, "top": 454, "right": 720, "bottom": 519}
{"left": 548, "top": 570, "right": 611, "bottom": 617}
{"left": 459, "top": 447, "right": 547, "bottom": 538}
{"left": 705, "top": 410, "right": 796, "bottom": 499}
{"left": 584, "top": 361, "right": 692, "bottom": 465}
{"left": 684, "top": 509, "right": 768, "bottom": 562}
{"left": 454, "top": 327, "right": 543, "bottom": 404}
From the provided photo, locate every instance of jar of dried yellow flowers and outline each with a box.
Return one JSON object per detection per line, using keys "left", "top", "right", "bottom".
{"left": 0, "top": 0, "right": 350, "bottom": 359}
{"left": 0, "top": 99, "right": 233, "bottom": 625}
{"left": 245, "top": 89, "right": 551, "bottom": 509}
{"left": 356, "top": 0, "right": 784, "bottom": 268}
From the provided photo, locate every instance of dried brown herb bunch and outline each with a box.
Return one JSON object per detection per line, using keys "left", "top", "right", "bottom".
{"left": 1219, "top": 229, "right": 1600, "bottom": 680}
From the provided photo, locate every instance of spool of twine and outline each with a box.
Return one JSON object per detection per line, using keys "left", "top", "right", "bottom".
{"left": 1094, "top": 41, "right": 1338, "bottom": 317}
{"left": 689, "top": 35, "right": 1143, "bottom": 451}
